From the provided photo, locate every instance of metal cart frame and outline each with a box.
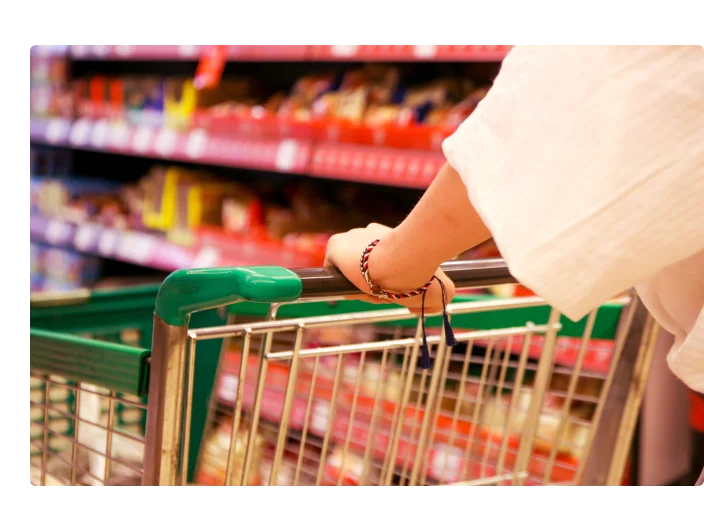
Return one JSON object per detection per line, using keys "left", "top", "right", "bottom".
{"left": 31, "top": 259, "right": 659, "bottom": 486}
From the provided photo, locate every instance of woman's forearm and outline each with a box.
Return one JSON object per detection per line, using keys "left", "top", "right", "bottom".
{"left": 369, "top": 162, "right": 492, "bottom": 291}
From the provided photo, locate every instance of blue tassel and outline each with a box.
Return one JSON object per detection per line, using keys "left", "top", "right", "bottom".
{"left": 420, "top": 333, "right": 432, "bottom": 369}
{"left": 420, "top": 288, "right": 432, "bottom": 369}
{"left": 418, "top": 275, "right": 456, "bottom": 370}
{"left": 436, "top": 276, "right": 457, "bottom": 347}
{"left": 443, "top": 312, "right": 458, "bottom": 347}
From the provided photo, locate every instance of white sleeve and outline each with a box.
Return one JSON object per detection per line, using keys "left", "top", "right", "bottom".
{"left": 443, "top": 45, "right": 704, "bottom": 321}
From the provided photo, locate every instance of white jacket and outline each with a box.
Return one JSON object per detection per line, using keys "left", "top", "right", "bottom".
{"left": 443, "top": 45, "right": 704, "bottom": 392}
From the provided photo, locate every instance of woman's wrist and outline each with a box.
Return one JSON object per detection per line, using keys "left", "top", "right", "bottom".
{"left": 366, "top": 228, "right": 440, "bottom": 294}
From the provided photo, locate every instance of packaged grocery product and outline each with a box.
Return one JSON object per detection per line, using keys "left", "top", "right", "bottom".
{"left": 364, "top": 104, "right": 401, "bottom": 126}
{"left": 365, "top": 65, "right": 401, "bottom": 105}
{"left": 164, "top": 78, "right": 254, "bottom": 130}
{"left": 107, "top": 78, "right": 126, "bottom": 120}
{"left": 322, "top": 446, "right": 379, "bottom": 485}
{"left": 424, "top": 104, "right": 452, "bottom": 126}
{"left": 481, "top": 386, "right": 591, "bottom": 457}
{"left": 445, "top": 87, "right": 489, "bottom": 128}
{"left": 142, "top": 77, "right": 165, "bottom": 128}
{"left": 550, "top": 372, "right": 603, "bottom": 400}
{"left": 259, "top": 457, "right": 295, "bottom": 486}
{"left": 124, "top": 77, "right": 148, "bottom": 126}
{"left": 334, "top": 87, "right": 367, "bottom": 122}
{"left": 221, "top": 187, "right": 265, "bottom": 235}
{"left": 141, "top": 166, "right": 244, "bottom": 236}
{"left": 281, "top": 232, "right": 330, "bottom": 257}
{"left": 361, "top": 363, "right": 404, "bottom": 402}
{"left": 403, "top": 78, "right": 455, "bottom": 108}
{"left": 296, "top": 75, "right": 336, "bottom": 103}
{"left": 196, "top": 415, "right": 263, "bottom": 485}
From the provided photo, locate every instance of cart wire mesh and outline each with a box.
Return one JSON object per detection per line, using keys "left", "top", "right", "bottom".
{"left": 30, "top": 263, "right": 655, "bottom": 486}
{"left": 190, "top": 294, "right": 634, "bottom": 486}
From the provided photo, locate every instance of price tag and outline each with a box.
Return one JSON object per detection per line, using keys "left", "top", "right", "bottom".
{"left": 154, "top": 129, "right": 177, "bottom": 157}
{"left": 92, "top": 45, "right": 110, "bottom": 58}
{"left": 310, "top": 401, "right": 330, "bottom": 435}
{"left": 72, "top": 45, "right": 88, "bottom": 58}
{"left": 413, "top": 45, "right": 438, "bottom": 59}
{"left": 118, "top": 233, "right": 154, "bottom": 264}
{"left": 69, "top": 119, "right": 91, "bottom": 146}
{"left": 97, "top": 229, "right": 118, "bottom": 256}
{"left": 429, "top": 444, "right": 462, "bottom": 481}
{"left": 423, "top": 161, "right": 437, "bottom": 178}
{"left": 45, "top": 220, "right": 71, "bottom": 245}
{"left": 45, "top": 119, "right": 68, "bottom": 144}
{"left": 110, "top": 122, "right": 131, "bottom": 149}
{"left": 115, "top": 45, "right": 134, "bottom": 58}
{"left": 219, "top": 375, "right": 239, "bottom": 403}
{"left": 275, "top": 140, "right": 298, "bottom": 171}
{"left": 331, "top": 45, "right": 358, "bottom": 58}
{"left": 132, "top": 127, "right": 153, "bottom": 153}
{"left": 74, "top": 224, "right": 98, "bottom": 251}
{"left": 91, "top": 119, "right": 110, "bottom": 148}
{"left": 178, "top": 45, "right": 199, "bottom": 58}
{"left": 193, "top": 246, "right": 220, "bottom": 268}
{"left": 185, "top": 129, "right": 208, "bottom": 159}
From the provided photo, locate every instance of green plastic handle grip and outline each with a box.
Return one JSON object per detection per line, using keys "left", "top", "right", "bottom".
{"left": 154, "top": 266, "right": 302, "bottom": 326}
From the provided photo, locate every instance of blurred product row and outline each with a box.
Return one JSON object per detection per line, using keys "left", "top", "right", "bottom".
{"left": 32, "top": 54, "right": 495, "bottom": 151}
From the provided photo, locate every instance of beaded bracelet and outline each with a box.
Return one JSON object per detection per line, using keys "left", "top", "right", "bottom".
{"left": 360, "top": 238, "right": 457, "bottom": 369}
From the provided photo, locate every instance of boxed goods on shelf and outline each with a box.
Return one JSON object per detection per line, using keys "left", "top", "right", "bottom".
{"left": 194, "top": 65, "right": 493, "bottom": 151}
{"left": 32, "top": 161, "right": 424, "bottom": 269}
{"left": 31, "top": 52, "right": 73, "bottom": 119}
{"left": 31, "top": 243, "right": 102, "bottom": 292}
{"left": 67, "top": 65, "right": 492, "bottom": 152}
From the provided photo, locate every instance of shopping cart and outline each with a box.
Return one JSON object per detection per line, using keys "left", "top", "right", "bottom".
{"left": 30, "top": 259, "right": 659, "bottom": 486}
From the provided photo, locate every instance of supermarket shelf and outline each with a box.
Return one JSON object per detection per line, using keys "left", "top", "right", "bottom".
{"left": 31, "top": 117, "right": 313, "bottom": 175}
{"left": 68, "top": 45, "right": 510, "bottom": 62}
{"left": 30, "top": 118, "right": 444, "bottom": 188}
{"left": 306, "top": 45, "right": 512, "bottom": 62}
{"left": 310, "top": 142, "right": 443, "bottom": 188}
{"left": 30, "top": 213, "right": 323, "bottom": 271}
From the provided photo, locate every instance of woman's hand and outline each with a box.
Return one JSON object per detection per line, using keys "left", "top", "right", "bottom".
{"left": 324, "top": 223, "right": 455, "bottom": 314}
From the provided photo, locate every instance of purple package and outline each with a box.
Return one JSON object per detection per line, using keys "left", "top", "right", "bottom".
{"left": 142, "top": 77, "right": 165, "bottom": 128}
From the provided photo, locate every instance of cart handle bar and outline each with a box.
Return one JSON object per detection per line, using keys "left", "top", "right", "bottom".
{"left": 296, "top": 258, "right": 515, "bottom": 298}
{"left": 154, "top": 259, "right": 516, "bottom": 327}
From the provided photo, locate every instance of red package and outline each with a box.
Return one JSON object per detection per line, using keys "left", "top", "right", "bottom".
{"left": 194, "top": 45, "right": 228, "bottom": 90}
